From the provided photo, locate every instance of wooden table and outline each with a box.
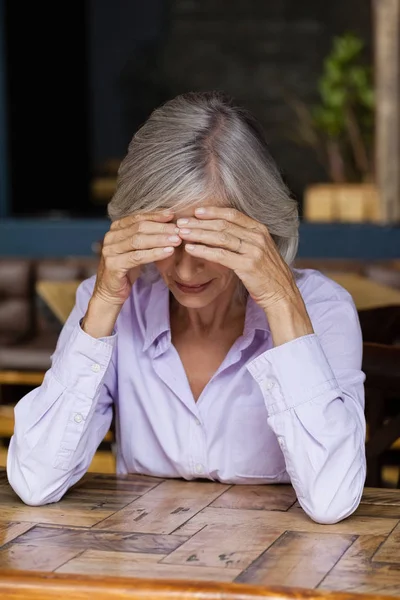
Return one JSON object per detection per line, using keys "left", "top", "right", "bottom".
{"left": 327, "top": 273, "right": 400, "bottom": 310}
{"left": 36, "top": 273, "right": 400, "bottom": 327}
{"left": 0, "top": 470, "right": 399, "bottom": 599}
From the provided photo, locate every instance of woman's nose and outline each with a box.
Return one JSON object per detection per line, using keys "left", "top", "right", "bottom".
{"left": 174, "top": 244, "right": 202, "bottom": 281}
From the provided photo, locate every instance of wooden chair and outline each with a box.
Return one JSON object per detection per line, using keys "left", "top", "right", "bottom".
{"left": 363, "top": 342, "right": 400, "bottom": 487}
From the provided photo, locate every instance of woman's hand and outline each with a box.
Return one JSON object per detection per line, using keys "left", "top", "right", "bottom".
{"left": 177, "top": 206, "right": 297, "bottom": 310}
{"left": 177, "top": 206, "right": 313, "bottom": 345}
{"left": 94, "top": 210, "right": 181, "bottom": 306}
{"left": 82, "top": 210, "right": 182, "bottom": 338}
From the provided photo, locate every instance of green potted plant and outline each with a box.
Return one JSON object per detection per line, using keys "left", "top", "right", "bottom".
{"left": 290, "top": 32, "right": 378, "bottom": 222}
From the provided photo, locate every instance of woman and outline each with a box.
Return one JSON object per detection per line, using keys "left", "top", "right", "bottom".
{"left": 7, "top": 92, "right": 366, "bottom": 523}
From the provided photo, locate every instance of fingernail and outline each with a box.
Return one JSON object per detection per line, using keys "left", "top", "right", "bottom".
{"left": 179, "top": 228, "right": 191, "bottom": 234}
{"left": 177, "top": 218, "right": 189, "bottom": 225}
{"left": 168, "top": 235, "right": 180, "bottom": 242}
{"left": 195, "top": 208, "right": 205, "bottom": 214}
{"left": 186, "top": 244, "right": 195, "bottom": 250}
{"left": 163, "top": 246, "right": 174, "bottom": 252}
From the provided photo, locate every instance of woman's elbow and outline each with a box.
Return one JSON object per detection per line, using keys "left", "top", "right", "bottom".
{"left": 301, "top": 472, "right": 365, "bottom": 525}
{"left": 305, "top": 504, "right": 356, "bottom": 525}
{"left": 7, "top": 444, "right": 62, "bottom": 506}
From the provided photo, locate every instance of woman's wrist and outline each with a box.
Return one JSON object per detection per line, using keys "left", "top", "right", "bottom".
{"left": 81, "top": 295, "right": 122, "bottom": 339}
{"left": 263, "top": 294, "right": 314, "bottom": 347}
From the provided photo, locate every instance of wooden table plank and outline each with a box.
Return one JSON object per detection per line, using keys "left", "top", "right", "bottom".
{"left": 56, "top": 549, "right": 241, "bottom": 581}
{"left": 94, "top": 480, "right": 230, "bottom": 535}
{"left": 162, "top": 523, "right": 284, "bottom": 570}
{"left": 319, "top": 535, "right": 400, "bottom": 596}
{"left": 178, "top": 506, "right": 399, "bottom": 537}
{"left": 0, "top": 543, "right": 80, "bottom": 572}
{"left": 372, "top": 522, "right": 400, "bottom": 564}
{"left": 210, "top": 484, "right": 297, "bottom": 511}
{"left": 236, "top": 531, "right": 355, "bottom": 587}
{"left": 8, "top": 525, "right": 188, "bottom": 555}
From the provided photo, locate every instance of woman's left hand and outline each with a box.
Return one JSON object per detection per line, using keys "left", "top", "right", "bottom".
{"left": 177, "top": 206, "right": 299, "bottom": 311}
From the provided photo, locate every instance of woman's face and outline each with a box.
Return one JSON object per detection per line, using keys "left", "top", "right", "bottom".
{"left": 155, "top": 204, "right": 238, "bottom": 309}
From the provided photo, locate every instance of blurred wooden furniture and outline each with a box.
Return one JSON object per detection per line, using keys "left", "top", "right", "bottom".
{"left": 0, "top": 371, "right": 44, "bottom": 386}
{"left": 0, "top": 258, "right": 97, "bottom": 386}
{"left": 1, "top": 469, "right": 400, "bottom": 596}
{"left": 364, "top": 264, "right": 400, "bottom": 290}
{"left": 36, "top": 280, "right": 81, "bottom": 324}
{"left": 364, "top": 343, "right": 400, "bottom": 488}
{"left": 327, "top": 273, "right": 400, "bottom": 309}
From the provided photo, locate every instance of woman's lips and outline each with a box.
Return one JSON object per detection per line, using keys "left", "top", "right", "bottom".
{"left": 174, "top": 280, "right": 212, "bottom": 294}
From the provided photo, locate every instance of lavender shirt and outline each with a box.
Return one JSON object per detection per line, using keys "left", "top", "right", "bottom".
{"left": 7, "top": 268, "right": 366, "bottom": 523}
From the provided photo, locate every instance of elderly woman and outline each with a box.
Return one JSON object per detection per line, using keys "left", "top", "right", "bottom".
{"left": 7, "top": 92, "right": 366, "bottom": 523}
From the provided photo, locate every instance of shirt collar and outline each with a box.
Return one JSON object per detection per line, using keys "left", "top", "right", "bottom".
{"left": 142, "top": 278, "right": 270, "bottom": 353}
{"left": 142, "top": 278, "right": 171, "bottom": 352}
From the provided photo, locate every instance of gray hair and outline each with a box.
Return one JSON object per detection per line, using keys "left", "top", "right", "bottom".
{"left": 108, "top": 91, "right": 299, "bottom": 269}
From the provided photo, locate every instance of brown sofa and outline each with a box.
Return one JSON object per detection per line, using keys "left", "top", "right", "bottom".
{"left": 0, "top": 258, "right": 98, "bottom": 374}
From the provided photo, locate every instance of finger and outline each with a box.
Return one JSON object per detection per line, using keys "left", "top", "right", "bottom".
{"left": 106, "top": 246, "right": 175, "bottom": 271}
{"left": 110, "top": 210, "right": 174, "bottom": 231}
{"left": 192, "top": 207, "right": 260, "bottom": 230}
{"left": 184, "top": 243, "right": 248, "bottom": 269}
{"left": 105, "top": 220, "right": 179, "bottom": 245}
{"left": 176, "top": 216, "right": 259, "bottom": 242}
{"left": 178, "top": 227, "right": 244, "bottom": 253}
{"left": 104, "top": 232, "right": 182, "bottom": 256}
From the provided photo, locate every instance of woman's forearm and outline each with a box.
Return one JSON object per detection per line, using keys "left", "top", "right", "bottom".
{"left": 82, "top": 295, "right": 122, "bottom": 339}
{"left": 263, "top": 294, "right": 314, "bottom": 347}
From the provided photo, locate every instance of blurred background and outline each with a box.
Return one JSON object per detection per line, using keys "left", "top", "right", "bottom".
{"left": 0, "top": 0, "right": 399, "bottom": 486}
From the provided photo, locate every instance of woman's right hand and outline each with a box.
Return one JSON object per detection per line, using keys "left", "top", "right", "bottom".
{"left": 82, "top": 211, "right": 181, "bottom": 338}
{"left": 94, "top": 210, "right": 181, "bottom": 306}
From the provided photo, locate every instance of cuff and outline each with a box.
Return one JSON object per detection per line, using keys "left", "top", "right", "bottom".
{"left": 51, "top": 323, "right": 117, "bottom": 398}
{"left": 246, "top": 334, "right": 340, "bottom": 415}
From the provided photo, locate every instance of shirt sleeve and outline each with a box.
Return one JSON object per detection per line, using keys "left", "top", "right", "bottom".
{"left": 7, "top": 277, "right": 116, "bottom": 506}
{"left": 246, "top": 292, "right": 366, "bottom": 524}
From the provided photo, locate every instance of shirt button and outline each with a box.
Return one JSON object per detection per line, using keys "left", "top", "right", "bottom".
{"left": 194, "top": 418, "right": 201, "bottom": 426}
{"left": 91, "top": 363, "right": 101, "bottom": 373}
{"left": 263, "top": 379, "right": 275, "bottom": 391}
{"left": 195, "top": 463, "right": 204, "bottom": 474}
{"left": 74, "top": 413, "right": 83, "bottom": 423}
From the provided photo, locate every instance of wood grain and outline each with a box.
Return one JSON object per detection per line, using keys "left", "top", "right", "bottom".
{"left": 94, "top": 480, "right": 228, "bottom": 534}
{"left": 373, "top": 522, "right": 400, "bottom": 564}
{"left": 1, "top": 571, "right": 393, "bottom": 600}
{"left": 163, "top": 524, "right": 283, "bottom": 570}
{"left": 210, "top": 484, "right": 297, "bottom": 511}
{"left": 319, "top": 535, "right": 400, "bottom": 596}
{"left": 10, "top": 525, "right": 188, "bottom": 555}
{"left": 0, "top": 522, "right": 34, "bottom": 547}
{"left": 236, "top": 531, "right": 355, "bottom": 587}
{"left": 56, "top": 549, "right": 241, "bottom": 581}
{"left": 177, "top": 507, "right": 398, "bottom": 537}
{"left": 0, "top": 543, "right": 79, "bottom": 572}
